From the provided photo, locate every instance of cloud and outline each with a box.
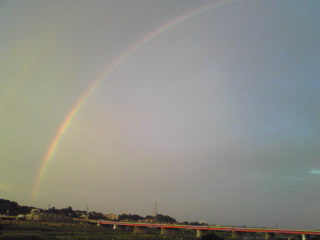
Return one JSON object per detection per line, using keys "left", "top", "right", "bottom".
{"left": 309, "top": 168, "right": 320, "bottom": 175}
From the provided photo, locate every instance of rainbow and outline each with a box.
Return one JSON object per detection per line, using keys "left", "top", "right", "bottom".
{"left": 30, "top": 0, "right": 237, "bottom": 201}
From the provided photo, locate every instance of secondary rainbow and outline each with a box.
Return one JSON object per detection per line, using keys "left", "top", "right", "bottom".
{"left": 31, "top": 0, "right": 237, "bottom": 201}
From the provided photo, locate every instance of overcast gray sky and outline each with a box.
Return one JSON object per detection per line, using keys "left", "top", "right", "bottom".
{"left": 1, "top": 0, "right": 320, "bottom": 229}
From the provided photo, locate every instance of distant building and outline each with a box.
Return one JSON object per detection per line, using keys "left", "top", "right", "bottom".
{"left": 80, "top": 213, "right": 89, "bottom": 220}
{"left": 26, "top": 208, "right": 41, "bottom": 221}
{"left": 31, "top": 209, "right": 41, "bottom": 215}
{"left": 39, "top": 213, "right": 65, "bottom": 222}
{"left": 26, "top": 208, "right": 71, "bottom": 223}
{"left": 17, "top": 214, "right": 25, "bottom": 220}
{"left": 104, "top": 213, "right": 118, "bottom": 220}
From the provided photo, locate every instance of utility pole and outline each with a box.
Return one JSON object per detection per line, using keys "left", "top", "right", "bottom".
{"left": 86, "top": 206, "right": 89, "bottom": 221}
{"left": 154, "top": 201, "right": 157, "bottom": 222}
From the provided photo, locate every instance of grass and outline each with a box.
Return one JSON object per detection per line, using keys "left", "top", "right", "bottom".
{"left": 0, "top": 223, "right": 198, "bottom": 240}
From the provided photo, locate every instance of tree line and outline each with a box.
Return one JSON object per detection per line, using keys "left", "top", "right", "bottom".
{"left": 117, "top": 213, "right": 176, "bottom": 223}
{"left": 0, "top": 199, "right": 176, "bottom": 222}
{"left": 0, "top": 199, "right": 34, "bottom": 216}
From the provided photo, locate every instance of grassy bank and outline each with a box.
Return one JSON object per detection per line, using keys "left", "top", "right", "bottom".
{"left": 0, "top": 222, "right": 197, "bottom": 240}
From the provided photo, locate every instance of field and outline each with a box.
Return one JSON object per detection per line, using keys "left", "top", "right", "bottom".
{"left": 0, "top": 221, "right": 198, "bottom": 240}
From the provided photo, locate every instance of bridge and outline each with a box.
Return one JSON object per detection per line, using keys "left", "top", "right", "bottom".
{"left": 98, "top": 221, "right": 320, "bottom": 239}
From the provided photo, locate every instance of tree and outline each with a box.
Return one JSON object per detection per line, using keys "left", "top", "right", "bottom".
{"left": 0, "top": 199, "right": 34, "bottom": 216}
{"left": 155, "top": 214, "right": 176, "bottom": 223}
{"left": 89, "top": 211, "right": 106, "bottom": 220}
{"left": 201, "top": 233, "right": 224, "bottom": 240}
{"left": 189, "top": 221, "right": 201, "bottom": 226}
{"left": 118, "top": 214, "right": 143, "bottom": 221}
